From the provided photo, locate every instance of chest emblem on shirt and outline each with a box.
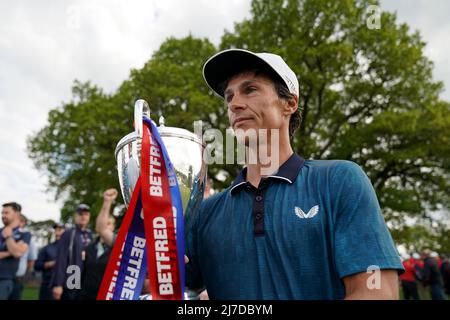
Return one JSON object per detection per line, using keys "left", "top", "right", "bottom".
{"left": 295, "top": 205, "right": 319, "bottom": 219}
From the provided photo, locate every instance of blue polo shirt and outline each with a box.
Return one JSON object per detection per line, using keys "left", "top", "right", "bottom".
{"left": 185, "top": 154, "right": 404, "bottom": 299}
{"left": 0, "top": 227, "right": 31, "bottom": 280}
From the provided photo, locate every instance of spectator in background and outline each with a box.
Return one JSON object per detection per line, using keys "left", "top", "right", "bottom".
{"left": 399, "top": 254, "right": 420, "bottom": 300}
{"left": 440, "top": 254, "right": 450, "bottom": 297}
{"left": 52, "top": 204, "right": 93, "bottom": 300}
{"left": 34, "top": 223, "right": 65, "bottom": 300}
{"left": 412, "top": 253, "right": 424, "bottom": 281}
{"left": 431, "top": 251, "right": 442, "bottom": 268}
{"left": 0, "top": 202, "right": 30, "bottom": 300}
{"left": 80, "top": 189, "right": 118, "bottom": 300}
{"left": 94, "top": 189, "right": 118, "bottom": 248}
{"left": 421, "top": 249, "right": 446, "bottom": 300}
{"left": 9, "top": 214, "right": 38, "bottom": 300}
{"left": 204, "top": 179, "right": 212, "bottom": 199}
{"left": 92, "top": 189, "right": 152, "bottom": 299}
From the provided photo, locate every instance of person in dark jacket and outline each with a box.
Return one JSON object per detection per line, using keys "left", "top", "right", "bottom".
{"left": 0, "top": 202, "right": 31, "bottom": 300}
{"left": 440, "top": 254, "right": 450, "bottom": 297}
{"left": 51, "top": 204, "right": 93, "bottom": 300}
{"left": 421, "top": 249, "right": 446, "bottom": 300}
{"left": 79, "top": 188, "right": 117, "bottom": 300}
{"left": 34, "top": 223, "right": 65, "bottom": 300}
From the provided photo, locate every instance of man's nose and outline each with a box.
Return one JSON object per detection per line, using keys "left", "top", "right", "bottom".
{"left": 228, "top": 93, "right": 246, "bottom": 112}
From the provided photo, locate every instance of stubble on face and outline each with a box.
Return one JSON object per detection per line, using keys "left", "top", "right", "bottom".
{"left": 1, "top": 207, "right": 18, "bottom": 226}
{"left": 225, "top": 72, "right": 287, "bottom": 149}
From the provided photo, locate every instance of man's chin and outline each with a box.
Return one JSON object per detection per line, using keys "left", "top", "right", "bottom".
{"left": 234, "top": 127, "right": 257, "bottom": 145}
{"left": 236, "top": 134, "right": 254, "bottom": 148}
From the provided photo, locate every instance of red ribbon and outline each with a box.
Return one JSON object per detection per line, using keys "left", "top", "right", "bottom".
{"left": 140, "top": 120, "right": 181, "bottom": 299}
{"left": 98, "top": 120, "right": 182, "bottom": 300}
{"left": 97, "top": 178, "right": 142, "bottom": 300}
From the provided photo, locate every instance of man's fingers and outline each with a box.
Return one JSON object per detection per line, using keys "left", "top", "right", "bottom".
{"left": 184, "top": 255, "right": 189, "bottom": 264}
{"left": 104, "top": 188, "right": 119, "bottom": 199}
{"left": 53, "top": 286, "right": 63, "bottom": 300}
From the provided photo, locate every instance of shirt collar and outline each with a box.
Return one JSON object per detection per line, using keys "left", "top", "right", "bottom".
{"left": 230, "top": 153, "right": 304, "bottom": 194}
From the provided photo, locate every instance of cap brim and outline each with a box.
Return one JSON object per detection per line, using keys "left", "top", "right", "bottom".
{"left": 203, "top": 49, "right": 280, "bottom": 98}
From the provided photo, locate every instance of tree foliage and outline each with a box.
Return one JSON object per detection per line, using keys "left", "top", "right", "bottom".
{"left": 28, "top": 0, "right": 449, "bottom": 250}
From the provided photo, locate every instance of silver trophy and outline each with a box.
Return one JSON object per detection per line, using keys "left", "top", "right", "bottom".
{"left": 115, "top": 99, "right": 207, "bottom": 299}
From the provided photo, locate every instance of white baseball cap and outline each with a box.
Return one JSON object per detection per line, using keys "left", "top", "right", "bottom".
{"left": 203, "top": 49, "right": 299, "bottom": 98}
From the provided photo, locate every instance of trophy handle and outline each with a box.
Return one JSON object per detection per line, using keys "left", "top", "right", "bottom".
{"left": 134, "top": 99, "right": 151, "bottom": 138}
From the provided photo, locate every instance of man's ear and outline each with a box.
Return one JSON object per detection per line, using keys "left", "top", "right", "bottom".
{"left": 283, "top": 95, "right": 298, "bottom": 116}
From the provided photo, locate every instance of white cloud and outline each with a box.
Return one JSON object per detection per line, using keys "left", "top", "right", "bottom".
{"left": 380, "top": 0, "right": 450, "bottom": 100}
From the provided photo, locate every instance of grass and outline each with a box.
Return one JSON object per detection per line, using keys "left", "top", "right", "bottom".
{"left": 21, "top": 286, "right": 39, "bottom": 300}
{"left": 18, "top": 285, "right": 433, "bottom": 300}
{"left": 399, "top": 285, "right": 431, "bottom": 300}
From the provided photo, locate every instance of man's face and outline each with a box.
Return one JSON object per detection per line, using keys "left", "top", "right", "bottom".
{"left": 74, "top": 210, "right": 90, "bottom": 228}
{"left": 1, "top": 206, "right": 18, "bottom": 226}
{"left": 224, "top": 72, "right": 289, "bottom": 144}
{"left": 54, "top": 227, "right": 65, "bottom": 240}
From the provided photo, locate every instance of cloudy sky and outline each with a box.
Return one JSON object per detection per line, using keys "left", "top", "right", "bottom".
{"left": 0, "top": 0, "right": 449, "bottom": 224}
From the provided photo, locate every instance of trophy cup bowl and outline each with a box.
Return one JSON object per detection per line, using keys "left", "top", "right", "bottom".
{"left": 114, "top": 99, "right": 207, "bottom": 299}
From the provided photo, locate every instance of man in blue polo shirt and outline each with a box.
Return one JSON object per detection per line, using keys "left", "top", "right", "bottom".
{"left": 0, "top": 202, "right": 31, "bottom": 300}
{"left": 185, "top": 49, "right": 404, "bottom": 300}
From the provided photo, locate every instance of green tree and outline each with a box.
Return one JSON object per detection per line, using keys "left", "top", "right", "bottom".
{"left": 220, "top": 0, "right": 450, "bottom": 249}
{"left": 28, "top": 1, "right": 449, "bottom": 250}
{"left": 27, "top": 80, "right": 123, "bottom": 221}
{"left": 28, "top": 36, "right": 218, "bottom": 223}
